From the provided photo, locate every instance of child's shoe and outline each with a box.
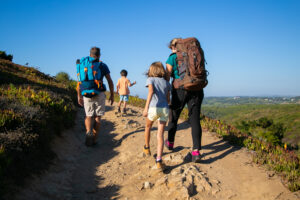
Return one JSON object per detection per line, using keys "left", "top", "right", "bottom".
{"left": 164, "top": 139, "right": 174, "bottom": 150}
{"left": 123, "top": 108, "right": 127, "bottom": 114}
{"left": 143, "top": 145, "right": 151, "bottom": 156}
{"left": 156, "top": 159, "right": 166, "bottom": 171}
{"left": 117, "top": 107, "right": 121, "bottom": 113}
{"left": 191, "top": 150, "right": 201, "bottom": 163}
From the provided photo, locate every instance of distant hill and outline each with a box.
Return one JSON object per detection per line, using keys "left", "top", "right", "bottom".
{"left": 203, "top": 96, "right": 300, "bottom": 106}
{"left": 202, "top": 98, "right": 300, "bottom": 147}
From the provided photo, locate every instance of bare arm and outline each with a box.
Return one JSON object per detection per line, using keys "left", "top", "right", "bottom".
{"left": 76, "top": 82, "right": 83, "bottom": 106}
{"left": 166, "top": 63, "right": 173, "bottom": 82}
{"left": 105, "top": 73, "right": 114, "bottom": 105}
{"left": 128, "top": 79, "right": 136, "bottom": 87}
{"left": 167, "top": 90, "right": 170, "bottom": 105}
{"left": 129, "top": 81, "right": 136, "bottom": 87}
{"left": 116, "top": 80, "right": 119, "bottom": 94}
{"left": 143, "top": 84, "right": 154, "bottom": 117}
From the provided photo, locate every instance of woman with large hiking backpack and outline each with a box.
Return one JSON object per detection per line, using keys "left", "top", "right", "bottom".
{"left": 164, "top": 37, "right": 208, "bottom": 163}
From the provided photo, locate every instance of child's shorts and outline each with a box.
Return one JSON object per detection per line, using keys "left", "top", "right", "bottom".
{"left": 120, "top": 95, "right": 129, "bottom": 102}
{"left": 148, "top": 107, "right": 169, "bottom": 122}
{"left": 83, "top": 92, "right": 106, "bottom": 117}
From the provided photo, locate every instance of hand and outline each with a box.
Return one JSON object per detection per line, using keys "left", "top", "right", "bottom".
{"left": 109, "top": 94, "right": 114, "bottom": 105}
{"left": 133, "top": 81, "right": 136, "bottom": 85}
{"left": 143, "top": 109, "right": 148, "bottom": 117}
{"left": 78, "top": 96, "right": 83, "bottom": 107}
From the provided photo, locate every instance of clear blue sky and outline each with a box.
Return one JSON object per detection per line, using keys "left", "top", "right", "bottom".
{"left": 1, "top": 0, "right": 299, "bottom": 98}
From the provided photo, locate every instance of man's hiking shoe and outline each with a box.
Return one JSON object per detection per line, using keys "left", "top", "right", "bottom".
{"left": 85, "top": 131, "right": 94, "bottom": 146}
{"left": 143, "top": 146, "right": 151, "bottom": 156}
{"left": 192, "top": 151, "right": 201, "bottom": 163}
{"left": 156, "top": 160, "right": 166, "bottom": 171}
{"left": 123, "top": 108, "right": 127, "bottom": 114}
{"left": 92, "top": 137, "right": 97, "bottom": 145}
{"left": 164, "top": 139, "right": 174, "bottom": 151}
{"left": 117, "top": 107, "right": 121, "bottom": 113}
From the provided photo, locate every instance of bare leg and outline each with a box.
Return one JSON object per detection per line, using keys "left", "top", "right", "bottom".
{"left": 85, "top": 116, "right": 93, "bottom": 133}
{"left": 93, "top": 116, "right": 101, "bottom": 142}
{"left": 157, "top": 120, "right": 166, "bottom": 159}
{"left": 124, "top": 101, "right": 127, "bottom": 109}
{"left": 144, "top": 118, "right": 153, "bottom": 148}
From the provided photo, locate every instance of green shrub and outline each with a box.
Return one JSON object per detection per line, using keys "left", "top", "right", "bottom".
{"left": 0, "top": 51, "right": 13, "bottom": 61}
{"left": 55, "top": 71, "right": 70, "bottom": 83}
{"left": 0, "top": 60, "right": 77, "bottom": 197}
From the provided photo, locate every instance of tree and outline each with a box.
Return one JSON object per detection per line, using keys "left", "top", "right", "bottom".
{"left": 0, "top": 51, "right": 13, "bottom": 61}
{"left": 55, "top": 72, "right": 70, "bottom": 83}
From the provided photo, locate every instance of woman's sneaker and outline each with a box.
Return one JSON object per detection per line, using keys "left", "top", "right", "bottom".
{"left": 164, "top": 139, "right": 174, "bottom": 150}
{"left": 191, "top": 150, "right": 201, "bottom": 163}
{"left": 156, "top": 160, "right": 166, "bottom": 172}
{"left": 85, "top": 131, "right": 94, "bottom": 146}
{"left": 143, "top": 145, "right": 151, "bottom": 156}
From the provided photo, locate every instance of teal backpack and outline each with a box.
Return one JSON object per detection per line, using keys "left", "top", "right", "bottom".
{"left": 76, "top": 56, "right": 106, "bottom": 98}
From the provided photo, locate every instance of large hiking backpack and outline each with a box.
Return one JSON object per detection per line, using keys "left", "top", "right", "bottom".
{"left": 76, "top": 56, "right": 106, "bottom": 98}
{"left": 173, "top": 37, "right": 208, "bottom": 91}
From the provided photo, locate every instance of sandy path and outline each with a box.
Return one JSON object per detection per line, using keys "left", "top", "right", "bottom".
{"left": 12, "top": 103, "right": 300, "bottom": 200}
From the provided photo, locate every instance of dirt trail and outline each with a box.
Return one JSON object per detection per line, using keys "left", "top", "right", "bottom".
{"left": 13, "top": 103, "right": 299, "bottom": 200}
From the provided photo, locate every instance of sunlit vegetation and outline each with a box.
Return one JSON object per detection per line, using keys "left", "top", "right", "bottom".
{"left": 0, "top": 58, "right": 77, "bottom": 196}
{"left": 202, "top": 104, "right": 300, "bottom": 147}
{"left": 201, "top": 117, "right": 299, "bottom": 191}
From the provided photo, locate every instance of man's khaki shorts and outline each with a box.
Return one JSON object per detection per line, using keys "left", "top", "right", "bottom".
{"left": 83, "top": 92, "right": 106, "bottom": 117}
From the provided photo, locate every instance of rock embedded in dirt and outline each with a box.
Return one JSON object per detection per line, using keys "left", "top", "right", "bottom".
{"left": 153, "top": 164, "right": 221, "bottom": 199}
{"left": 144, "top": 181, "right": 152, "bottom": 189}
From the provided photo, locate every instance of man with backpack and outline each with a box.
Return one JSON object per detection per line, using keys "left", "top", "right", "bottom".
{"left": 77, "top": 47, "right": 114, "bottom": 146}
{"left": 164, "top": 38, "right": 208, "bottom": 163}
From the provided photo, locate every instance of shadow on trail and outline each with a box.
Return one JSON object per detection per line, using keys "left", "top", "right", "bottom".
{"left": 116, "top": 125, "right": 158, "bottom": 146}
{"left": 164, "top": 139, "right": 241, "bottom": 175}
{"left": 71, "top": 115, "right": 121, "bottom": 200}
{"left": 166, "top": 121, "right": 190, "bottom": 132}
{"left": 200, "top": 139, "right": 241, "bottom": 164}
{"left": 105, "top": 105, "right": 115, "bottom": 112}
{"left": 116, "top": 128, "right": 144, "bottom": 146}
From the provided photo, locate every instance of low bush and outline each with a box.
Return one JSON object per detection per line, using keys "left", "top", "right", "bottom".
{"left": 0, "top": 51, "right": 13, "bottom": 61}
{"left": 0, "top": 60, "right": 77, "bottom": 197}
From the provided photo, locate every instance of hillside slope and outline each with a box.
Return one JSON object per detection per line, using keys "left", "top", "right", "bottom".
{"left": 12, "top": 103, "right": 300, "bottom": 200}
{"left": 0, "top": 59, "right": 76, "bottom": 197}
{"left": 202, "top": 104, "right": 300, "bottom": 146}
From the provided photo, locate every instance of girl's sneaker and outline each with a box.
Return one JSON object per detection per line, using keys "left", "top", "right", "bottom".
{"left": 191, "top": 150, "right": 201, "bottom": 163}
{"left": 156, "top": 159, "right": 166, "bottom": 171}
{"left": 164, "top": 139, "right": 174, "bottom": 150}
{"left": 143, "top": 145, "right": 151, "bottom": 156}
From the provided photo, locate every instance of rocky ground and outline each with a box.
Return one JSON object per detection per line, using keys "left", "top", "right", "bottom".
{"left": 12, "top": 103, "right": 300, "bottom": 200}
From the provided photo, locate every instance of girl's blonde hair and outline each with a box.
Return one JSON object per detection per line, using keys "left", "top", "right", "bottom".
{"left": 146, "top": 62, "right": 166, "bottom": 79}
